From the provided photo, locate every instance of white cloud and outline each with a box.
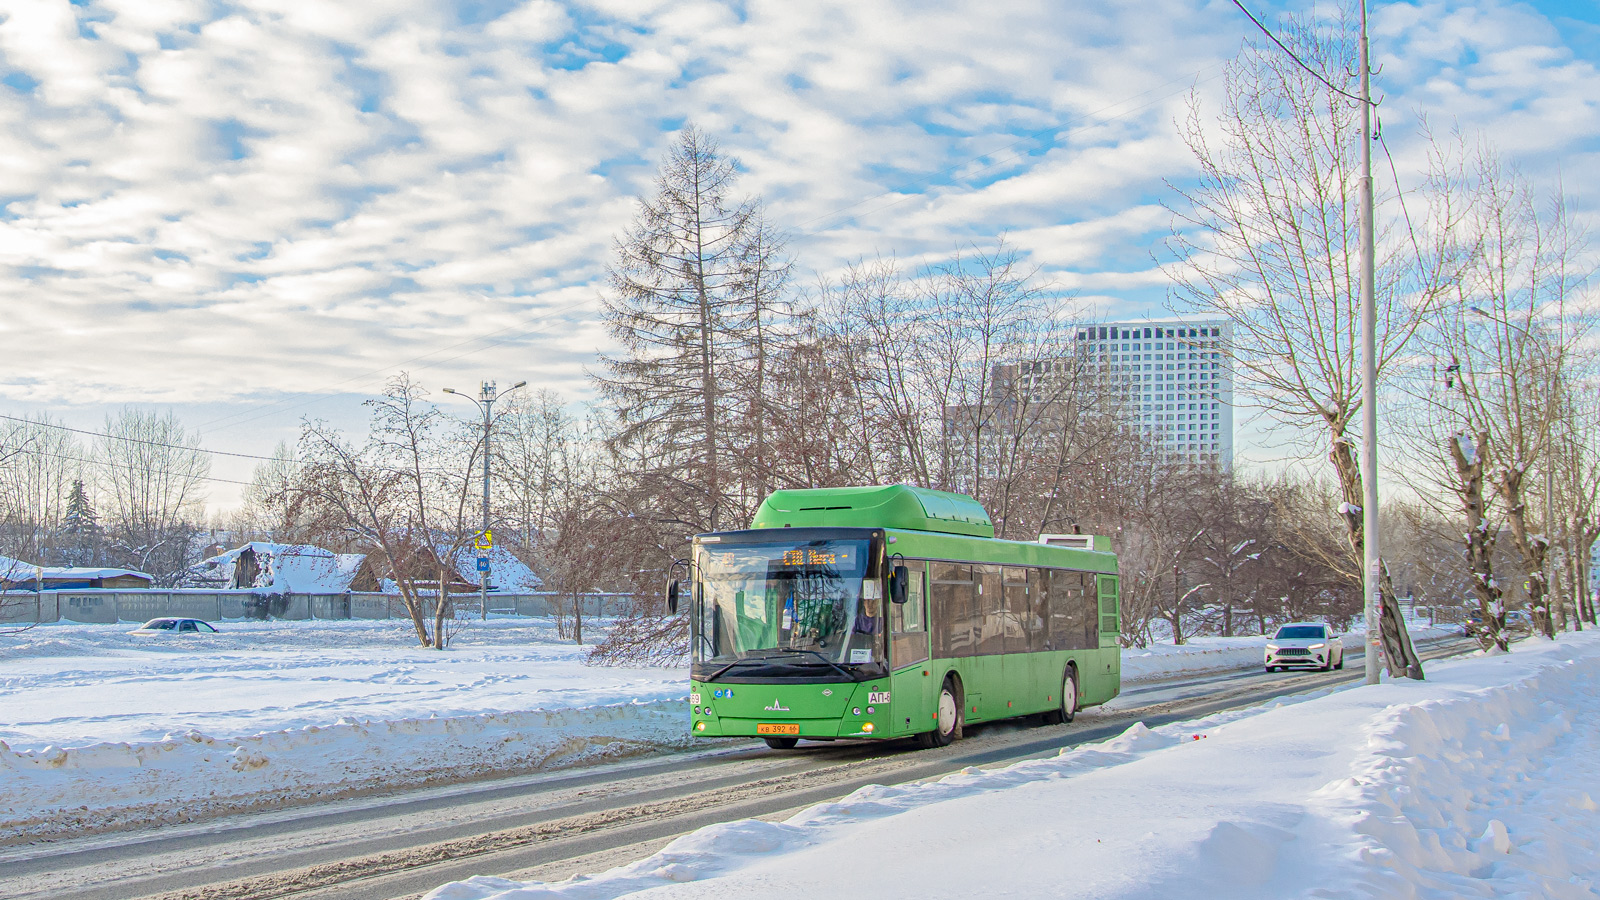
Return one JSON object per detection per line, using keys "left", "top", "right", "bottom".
{"left": 0, "top": 0, "right": 1592, "bottom": 478}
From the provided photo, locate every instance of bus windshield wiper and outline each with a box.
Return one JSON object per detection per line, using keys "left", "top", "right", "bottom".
{"left": 771, "top": 647, "right": 854, "bottom": 680}
{"left": 702, "top": 648, "right": 854, "bottom": 681}
{"left": 702, "top": 650, "right": 795, "bottom": 682}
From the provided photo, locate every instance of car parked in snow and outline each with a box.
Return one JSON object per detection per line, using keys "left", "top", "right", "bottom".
{"left": 1464, "top": 611, "right": 1532, "bottom": 638}
{"left": 1264, "top": 623, "right": 1344, "bottom": 672}
{"left": 128, "top": 617, "right": 219, "bottom": 636}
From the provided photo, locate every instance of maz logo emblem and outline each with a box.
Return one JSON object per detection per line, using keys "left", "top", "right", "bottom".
{"left": 821, "top": 689, "right": 833, "bottom": 697}
{"left": 764, "top": 699, "right": 791, "bottom": 711}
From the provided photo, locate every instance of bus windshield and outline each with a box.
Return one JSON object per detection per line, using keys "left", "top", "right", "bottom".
{"left": 694, "top": 538, "right": 880, "bottom": 669}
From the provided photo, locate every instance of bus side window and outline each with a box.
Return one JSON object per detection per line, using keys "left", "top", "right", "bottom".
{"left": 1047, "top": 570, "right": 1092, "bottom": 651}
{"left": 891, "top": 564, "right": 929, "bottom": 667}
{"left": 1002, "top": 566, "right": 1033, "bottom": 653}
{"left": 975, "top": 564, "right": 1004, "bottom": 655}
{"left": 1031, "top": 568, "right": 1050, "bottom": 650}
{"left": 931, "top": 562, "right": 976, "bottom": 658}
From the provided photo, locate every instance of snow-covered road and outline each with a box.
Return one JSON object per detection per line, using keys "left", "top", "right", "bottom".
{"left": 421, "top": 632, "right": 1600, "bottom": 900}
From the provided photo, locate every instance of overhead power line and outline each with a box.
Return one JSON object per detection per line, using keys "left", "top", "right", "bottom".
{"left": 7, "top": 444, "right": 256, "bottom": 487}
{"left": 1227, "top": 0, "right": 1372, "bottom": 106}
{"left": 0, "top": 413, "right": 283, "bottom": 462}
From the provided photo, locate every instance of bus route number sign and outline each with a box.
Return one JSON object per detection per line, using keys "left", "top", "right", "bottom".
{"left": 782, "top": 548, "right": 836, "bottom": 566}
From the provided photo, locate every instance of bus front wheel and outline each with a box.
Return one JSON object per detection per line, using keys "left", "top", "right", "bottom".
{"left": 917, "top": 680, "right": 963, "bottom": 748}
{"left": 763, "top": 737, "right": 799, "bottom": 750}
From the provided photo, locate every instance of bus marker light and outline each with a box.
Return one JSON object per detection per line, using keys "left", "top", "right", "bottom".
{"left": 852, "top": 707, "right": 861, "bottom": 716}
{"left": 866, "top": 706, "right": 875, "bottom": 714}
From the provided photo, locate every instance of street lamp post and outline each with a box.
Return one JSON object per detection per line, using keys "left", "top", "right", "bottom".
{"left": 443, "top": 379, "right": 528, "bottom": 621}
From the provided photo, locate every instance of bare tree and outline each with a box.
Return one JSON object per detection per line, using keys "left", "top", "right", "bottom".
{"left": 0, "top": 415, "right": 85, "bottom": 564}
{"left": 95, "top": 409, "right": 210, "bottom": 585}
{"left": 1164, "top": 5, "right": 1458, "bottom": 678}
{"left": 1427, "top": 147, "right": 1591, "bottom": 641}
{"left": 287, "top": 376, "right": 476, "bottom": 649}
{"left": 1553, "top": 385, "right": 1600, "bottom": 630}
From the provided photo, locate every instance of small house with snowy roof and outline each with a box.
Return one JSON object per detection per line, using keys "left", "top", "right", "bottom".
{"left": 0, "top": 554, "right": 154, "bottom": 590}
{"left": 182, "top": 543, "right": 366, "bottom": 594}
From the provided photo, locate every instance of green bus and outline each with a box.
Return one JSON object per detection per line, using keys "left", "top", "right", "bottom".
{"left": 673, "top": 485, "right": 1121, "bottom": 749}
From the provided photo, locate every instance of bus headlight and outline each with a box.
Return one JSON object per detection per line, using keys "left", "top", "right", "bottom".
{"left": 862, "top": 722, "right": 874, "bottom": 733}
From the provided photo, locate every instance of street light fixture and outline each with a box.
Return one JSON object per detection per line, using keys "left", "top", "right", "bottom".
{"left": 441, "top": 379, "right": 529, "bottom": 620}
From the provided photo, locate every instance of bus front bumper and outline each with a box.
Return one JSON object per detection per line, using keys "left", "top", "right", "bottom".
{"left": 694, "top": 717, "right": 883, "bottom": 739}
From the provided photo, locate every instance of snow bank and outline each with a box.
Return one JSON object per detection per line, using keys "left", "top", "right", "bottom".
{"left": 423, "top": 633, "right": 1600, "bottom": 900}
{"left": 0, "top": 619, "right": 689, "bottom": 842}
{"left": 0, "top": 619, "right": 683, "bottom": 748}
{"left": 0, "top": 700, "right": 692, "bottom": 844}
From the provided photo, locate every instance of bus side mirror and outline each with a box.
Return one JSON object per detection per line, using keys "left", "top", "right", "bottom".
{"left": 890, "top": 565, "right": 909, "bottom": 605}
{"left": 666, "top": 580, "right": 680, "bottom": 615}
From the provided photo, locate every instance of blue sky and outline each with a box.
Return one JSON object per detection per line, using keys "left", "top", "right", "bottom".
{"left": 0, "top": 0, "right": 1596, "bottom": 507}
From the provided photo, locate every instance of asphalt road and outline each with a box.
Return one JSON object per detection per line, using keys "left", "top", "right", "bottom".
{"left": 0, "top": 637, "right": 1473, "bottom": 900}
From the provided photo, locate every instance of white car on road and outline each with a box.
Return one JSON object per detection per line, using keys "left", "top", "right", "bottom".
{"left": 1265, "top": 622, "right": 1344, "bottom": 672}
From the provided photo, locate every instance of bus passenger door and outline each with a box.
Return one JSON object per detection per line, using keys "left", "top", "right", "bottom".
{"left": 889, "top": 564, "right": 931, "bottom": 736}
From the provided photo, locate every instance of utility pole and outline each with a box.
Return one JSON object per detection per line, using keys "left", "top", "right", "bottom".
{"left": 1359, "top": 0, "right": 1381, "bottom": 685}
{"left": 1546, "top": 452, "right": 1557, "bottom": 635}
{"left": 443, "top": 379, "right": 527, "bottom": 621}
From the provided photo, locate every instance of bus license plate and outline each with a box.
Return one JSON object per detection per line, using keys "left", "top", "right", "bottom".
{"left": 757, "top": 723, "right": 800, "bottom": 736}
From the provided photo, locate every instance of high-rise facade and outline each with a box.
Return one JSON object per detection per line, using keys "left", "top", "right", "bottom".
{"left": 1078, "top": 318, "right": 1234, "bottom": 466}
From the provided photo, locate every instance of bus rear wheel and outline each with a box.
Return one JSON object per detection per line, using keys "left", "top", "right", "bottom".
{"left": 763, "top": 737, "right": 799, "bottom": 750}
{"left": 917, "top": 680, "right": 963, "bottom": 748}
{"left": 1042, "top": 667, "right": 1078, "bottom": 725}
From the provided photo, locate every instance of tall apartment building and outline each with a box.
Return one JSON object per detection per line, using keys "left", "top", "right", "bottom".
{"left": 1079, "top": 318, "right": 1234, "bottom": 465}
{"left": 987, "top": 318, "right": 1234, "bottom": 466}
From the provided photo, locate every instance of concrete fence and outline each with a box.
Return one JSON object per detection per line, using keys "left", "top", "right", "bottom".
{"left": 0, "top": 589, "right": 633, "bottom": 626}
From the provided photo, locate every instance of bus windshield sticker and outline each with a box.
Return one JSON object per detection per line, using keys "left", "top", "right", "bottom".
{"left": 849, "top": 648, "right": 872, "bottom": 663}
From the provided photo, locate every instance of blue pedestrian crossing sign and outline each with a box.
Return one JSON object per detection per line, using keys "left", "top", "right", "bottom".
{"left": 476, "top": 556, "right": 490, "bottom": 573}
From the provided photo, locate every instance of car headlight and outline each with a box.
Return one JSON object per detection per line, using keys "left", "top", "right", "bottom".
{"left": 1265, "top": 644, "right": 1279, "bottom": 651}
{"left": 1308, "top": 643, "right": 1325, "bottom": 650}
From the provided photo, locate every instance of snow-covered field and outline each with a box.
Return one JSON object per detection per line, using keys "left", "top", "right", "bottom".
{"left": 0, "top": 619, "right": 688, "bottom": 841}
{"left": 425, "top": 632, "right": 1600, "bottom": 900}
